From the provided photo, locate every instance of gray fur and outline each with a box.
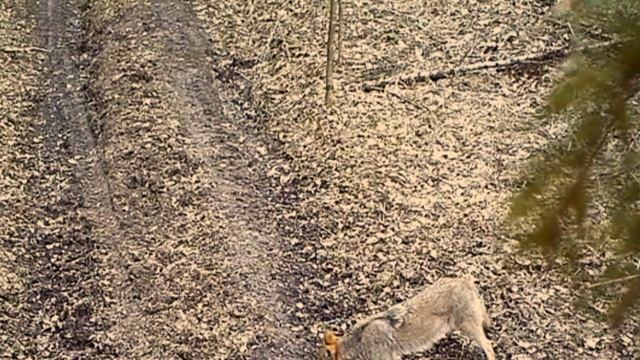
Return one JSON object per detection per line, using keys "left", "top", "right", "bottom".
{"left": 317, "top": 277, "right": 495, "bottom": 360}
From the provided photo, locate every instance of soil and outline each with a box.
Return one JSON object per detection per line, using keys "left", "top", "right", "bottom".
{"left": 1, "top": 0, "right": 639, "bottom": 359}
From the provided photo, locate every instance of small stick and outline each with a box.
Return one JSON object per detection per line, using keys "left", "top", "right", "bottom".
{"left": 458, "top": 32, "right": 481, "bottom": 67}
{"left": 457, "top": 10, "right": 481, "bottom": 67}
{"left": 387, "top": 90, "right": 425, "bottom": 111}
{"left": 0, "top": 46, "right": 50, "bottom": 53}
{"left": 586, "top": 274, "right": 640, "bottom": 289}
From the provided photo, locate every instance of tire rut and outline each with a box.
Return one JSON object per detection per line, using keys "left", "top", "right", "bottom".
{"left": 80, "top": 1, "right": 310, "bottom": 358}
{"left": 17, "top": 0, "right": 119, "bottom": 357}
{"left": 149, "top": 1, "right": 308, "bottom": 357}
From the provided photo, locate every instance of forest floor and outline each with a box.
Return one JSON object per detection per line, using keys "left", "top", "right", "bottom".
{"left": 1, "top": 0, "right": 638, "bottom": 359}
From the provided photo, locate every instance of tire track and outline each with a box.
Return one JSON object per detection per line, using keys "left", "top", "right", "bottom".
{"left": 81, "top": 1, "right": 310, "bottom": 358}
{"left": 15, "top": 0, "right": 120, "bottom": 357}
{"left": 150, "top": 1, "right": 308, "bottom": 358}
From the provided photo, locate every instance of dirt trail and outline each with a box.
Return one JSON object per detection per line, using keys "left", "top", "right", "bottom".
{"left": 144, "top": 1, "right": 306, "bottom": 357}
{"left": 2, "top": 0, "right": 311, "bottom": 358}
{"left": 80, "top": 0, "right": 309, "bottom": 358}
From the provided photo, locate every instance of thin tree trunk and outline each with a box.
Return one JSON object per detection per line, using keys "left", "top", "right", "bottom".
{"left": 337, "top": 0, "right": 343, "bottom": 64}
{"left": 325, "top": 0, "right": 337, "bottom": 106}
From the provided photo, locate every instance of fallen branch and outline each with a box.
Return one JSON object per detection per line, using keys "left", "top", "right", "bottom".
{"left": 0, "top": 46, "right": 50, "bottom": 53}
{"left": 586, "top": 273, "right": 640, "bottom": 289}
{"left": 363, "top": 39, "right": 623, "bottom": 92}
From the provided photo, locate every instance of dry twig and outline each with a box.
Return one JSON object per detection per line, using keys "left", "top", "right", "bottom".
{"left": 0, "top": 46, "right": 50, "bottom": 53}
{"left": 586, "top": 274, "right": 640, "bottom": 289}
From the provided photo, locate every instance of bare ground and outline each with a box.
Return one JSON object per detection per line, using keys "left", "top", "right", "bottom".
{"left": 1, "top": 0, "right": 639, "bottom": 359}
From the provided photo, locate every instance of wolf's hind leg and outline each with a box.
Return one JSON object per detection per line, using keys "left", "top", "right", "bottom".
{"left": 459, "top": 322, "right": 495, "bottom": 360}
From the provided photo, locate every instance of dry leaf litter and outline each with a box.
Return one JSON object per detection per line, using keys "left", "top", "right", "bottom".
{"left": 0, "top": 0, "right": 638, "bottom": 359}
